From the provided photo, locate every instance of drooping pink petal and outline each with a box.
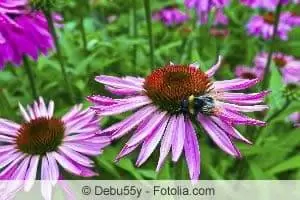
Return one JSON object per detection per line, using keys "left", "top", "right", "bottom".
{"left": 136, "top": 116, "right": 170, "bottom": 167}
{"left": 24, "top": 156, "right": 39, "bottom": 191}
{"left": 213, "top": 78, "right": 259, "bottom": 91}
{"left": 205, "top": 55, "right": 223, "bottom": 77}
{"left": 216, "top": 108, "right": 266, "bottom": 126}
{"left": 219, "top": 91, "right": 270, "bottom": 105}
{"left": 59, "top": 146, "right": 93, "bottom": 167}
{"left": 210, "top": 116, "right": 252, "bottom": 144}
{"left": 198, "top": 114, "right": 241, "bottom": 157}
{"left": 125, "top": 111, "right": 167, "bottom": 147}
{"left": 46, "top": 153, "right": 59, "bottom": 185}
{"left": 216, "top": 101, "right": 269, "bottom": 112}
{"left": 41, "top": 157, "right": 52, "bottom": 200}
{"left": 184, "top": 118, "right": 200, "bottom": 181}
{"left": 111, "top": 106, "right": 158, "bottom": 139}
{"left": 156, "top": 115, "right": 177, "bottom": 171}
{"left": 172, "top": 114, "right": 186, "bottom": 162}
{"left": 52, "top": 152, "right": 81, "bottom": 176}
{"left": 95, "top": 75, "right": 144, "bottom": 91}
{"left": 94, "top": 96, "right": 152, "bottom": 116}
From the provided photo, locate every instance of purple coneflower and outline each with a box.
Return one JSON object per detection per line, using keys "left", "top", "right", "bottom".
{"left": 247, "top": 12, "right": 292, "bottom": 40}
{"left": 88, "top": 56, "right": 269, "bottom": 180}
{"left": 0, "top": 97, "right": 110, "bottom": 199}
{"left": 255, "top": 52, "right": 300, "bottom": 84}
{"left": 285, "top": 11, "right": 300, "bottom": 26}
{"left": 152, "top": 5, "right": 189, "bottom": 26}
{"left": 184, "top": 0, "right": 230, "bottom": 23}
{"left": 0, "top": 0, "right": 55, "bottom": 69}
{"left": 235, "top": 65, "right": 265, "bottom": 80}
{"left": 289, "top": 112, "right": 300, "bottom": 127}
{"left": 241, "top": 0, "right": 289, "bottom": 10}
{"left": 210, "top": 9, "right": 229, "bottom": 38}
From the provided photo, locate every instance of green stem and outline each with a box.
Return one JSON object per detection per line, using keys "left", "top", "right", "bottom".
{"left": 261, "top": 4, "right": 282, "bottom": 90}
{"left": 43, "top": 9, "right": 75, "bottom": 103}
{"left": 265, "top": 100, "right": 289, "bottom": 123}
{"left": 79, "top": 16, "right": 87, "bottom": 53}
{"left": 143, "top": 0, "right": 154, "bottom": 70}
{"left": 256, "top": 100, "right": 289, "bottom": 144}
{"left": 175, "top": 156, "right": 186, "bottom": 180}
{"left": 131, "top": 0, "right": 138, "bottom": 74}
{"left": 23, "top": 57, "right": 38, "bottom": 99}
{"left": 0, "top": 89, "right": 13, "bottom": 118}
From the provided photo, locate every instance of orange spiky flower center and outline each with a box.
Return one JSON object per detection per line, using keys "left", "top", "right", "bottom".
{"left": 16, "top": 117, "right": 65, "bottom": 155}
{"left": 241, "top": 72, "right": 257, "bottom": 79}
{"left": 143, "top": 64, "right": 211, "bottom": 113}
{"left": 263, "top": 12, "right": 275, "bottom": 24}
{"left": 273, "top": 56, "right": 287, "bottom": 68}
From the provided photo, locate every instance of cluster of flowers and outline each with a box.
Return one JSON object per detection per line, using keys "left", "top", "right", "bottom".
{"left": 0, "top": 0, "right": 299, "bottom": 199}
{"left": 153, "top": 0, "right": 300, "bottom": 40}
{"left": 0, "top": 0, "right": 55, "bottom": 68}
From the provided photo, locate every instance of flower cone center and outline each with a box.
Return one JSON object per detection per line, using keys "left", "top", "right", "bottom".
{"left": 16, "top": 117, "right": 65, "bottom": 155}
{"left": 273, "top": 57, "right": 287, "bottom": 68}
{"left": 144, "top": 64, "right": 211, "bottom": 113}
{"left": 241, "top": 72, "right": 257, "bottom": 79}
{"left": 263, "top": 12, "right": 275, "bottom": 24}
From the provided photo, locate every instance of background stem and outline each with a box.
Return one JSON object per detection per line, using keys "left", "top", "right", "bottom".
{"left": 261, "top": 4, "right": 282, "bottom": 90}
{"left": 43, "top": 9, "right": 76, "bottom": 103}
{"left": 23, "top": 57, "right": 38, "bottom": 99}
{"left": 79, "top": 16, "right": 87, "bottom": 53}
{"left": 143, "top": 0, "right": 155, "bottom": 70}
{"left": 131, "top": 0, "right": 138, "bottom": 74}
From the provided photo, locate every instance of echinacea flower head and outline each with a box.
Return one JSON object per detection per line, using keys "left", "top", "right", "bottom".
{"left": 88, "top": 56, "right": 269, "bottom": 180}
{"left": 289, "top": 112, "right": 300, "bottom": 127}
{"left": 246, "top": 12, "right": 292, "bottom": 40}
{"left": 0, "top": 0, "right": 56, "bottom": 69}
{"left": 0, "top": 97, "right": 110, "bottom": 199}
{"left": 210, "top": 9, "right": 229, "bottom": 38}
{"left": 241, "top": 0, "right": 289, "bottom": 10}
{"left": 235, "top": 65, "right": 265, "bottom": 80}
{"left": 152, "top": 5, "right": 189, "bottom": 26}
{"left": 255, "top": 52, "right": 300, "bottom": 84}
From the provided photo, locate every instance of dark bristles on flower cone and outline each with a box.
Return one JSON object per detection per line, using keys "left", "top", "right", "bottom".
{"left": 16, "top": 117, "right": 65, "bottom": 155}
{"left": 143, "top": 64, "right": 211, "bottom": 113}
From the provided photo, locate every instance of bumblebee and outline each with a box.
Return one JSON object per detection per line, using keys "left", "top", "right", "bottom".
{"left": 180, "top": 95, "right": 215, "bottom": 115}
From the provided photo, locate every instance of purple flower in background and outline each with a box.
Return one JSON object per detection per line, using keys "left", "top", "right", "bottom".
{"left": 185, "top": 0, "right": 231, "bottom": 12}
{"left": 285, "top": 11, "right": 300, "bottom": 26}
{"left": 152, "top": 6, "right": 189, "bottom": 26}
{"left": 210, "top": 9, "right": 229, "bottom": 37}
{"left": 185, "top": 0, "right": 230, "bottom": 23}
{"left": 241, "top": 0, "right": 289, "bottom": 10}
{"left": 0, "top": 0, "right": 56, "bottom": 69}
{"left": 247, "top": 12, "right": 292, "bottom": 40}
{"left": 214, "top": 9, "right": 229, "bottom": 25}
{"left": 88, "top": 56, "right": 268, "bottom": 180}
{"left": 235, "top": 65, "right": 265, "bottom": 80}
{"left": 255, "top": 52, "right": 300, "bottom": 84}
{"left": 0, "top": 97, "right": 110, "bottom": 199}
{"left": 289, "top": 112, "right": 300, "bottom": 127}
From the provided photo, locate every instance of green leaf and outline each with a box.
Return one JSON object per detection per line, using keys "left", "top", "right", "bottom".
{"left": 268, "top": 62, "right": 285, "bottom": 110}
{"left": 156, "top": 159, "right": 171, "bottom": 180}
{"left": 267, "top": 155, "right": 300, "bottom": 175}
{"left": 95, "top": 156, "right": 121, "bottom": 179}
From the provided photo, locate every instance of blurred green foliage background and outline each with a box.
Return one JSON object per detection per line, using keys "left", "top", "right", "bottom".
{"left": 0, "top": 0, "right": 300, "bottom": 180}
